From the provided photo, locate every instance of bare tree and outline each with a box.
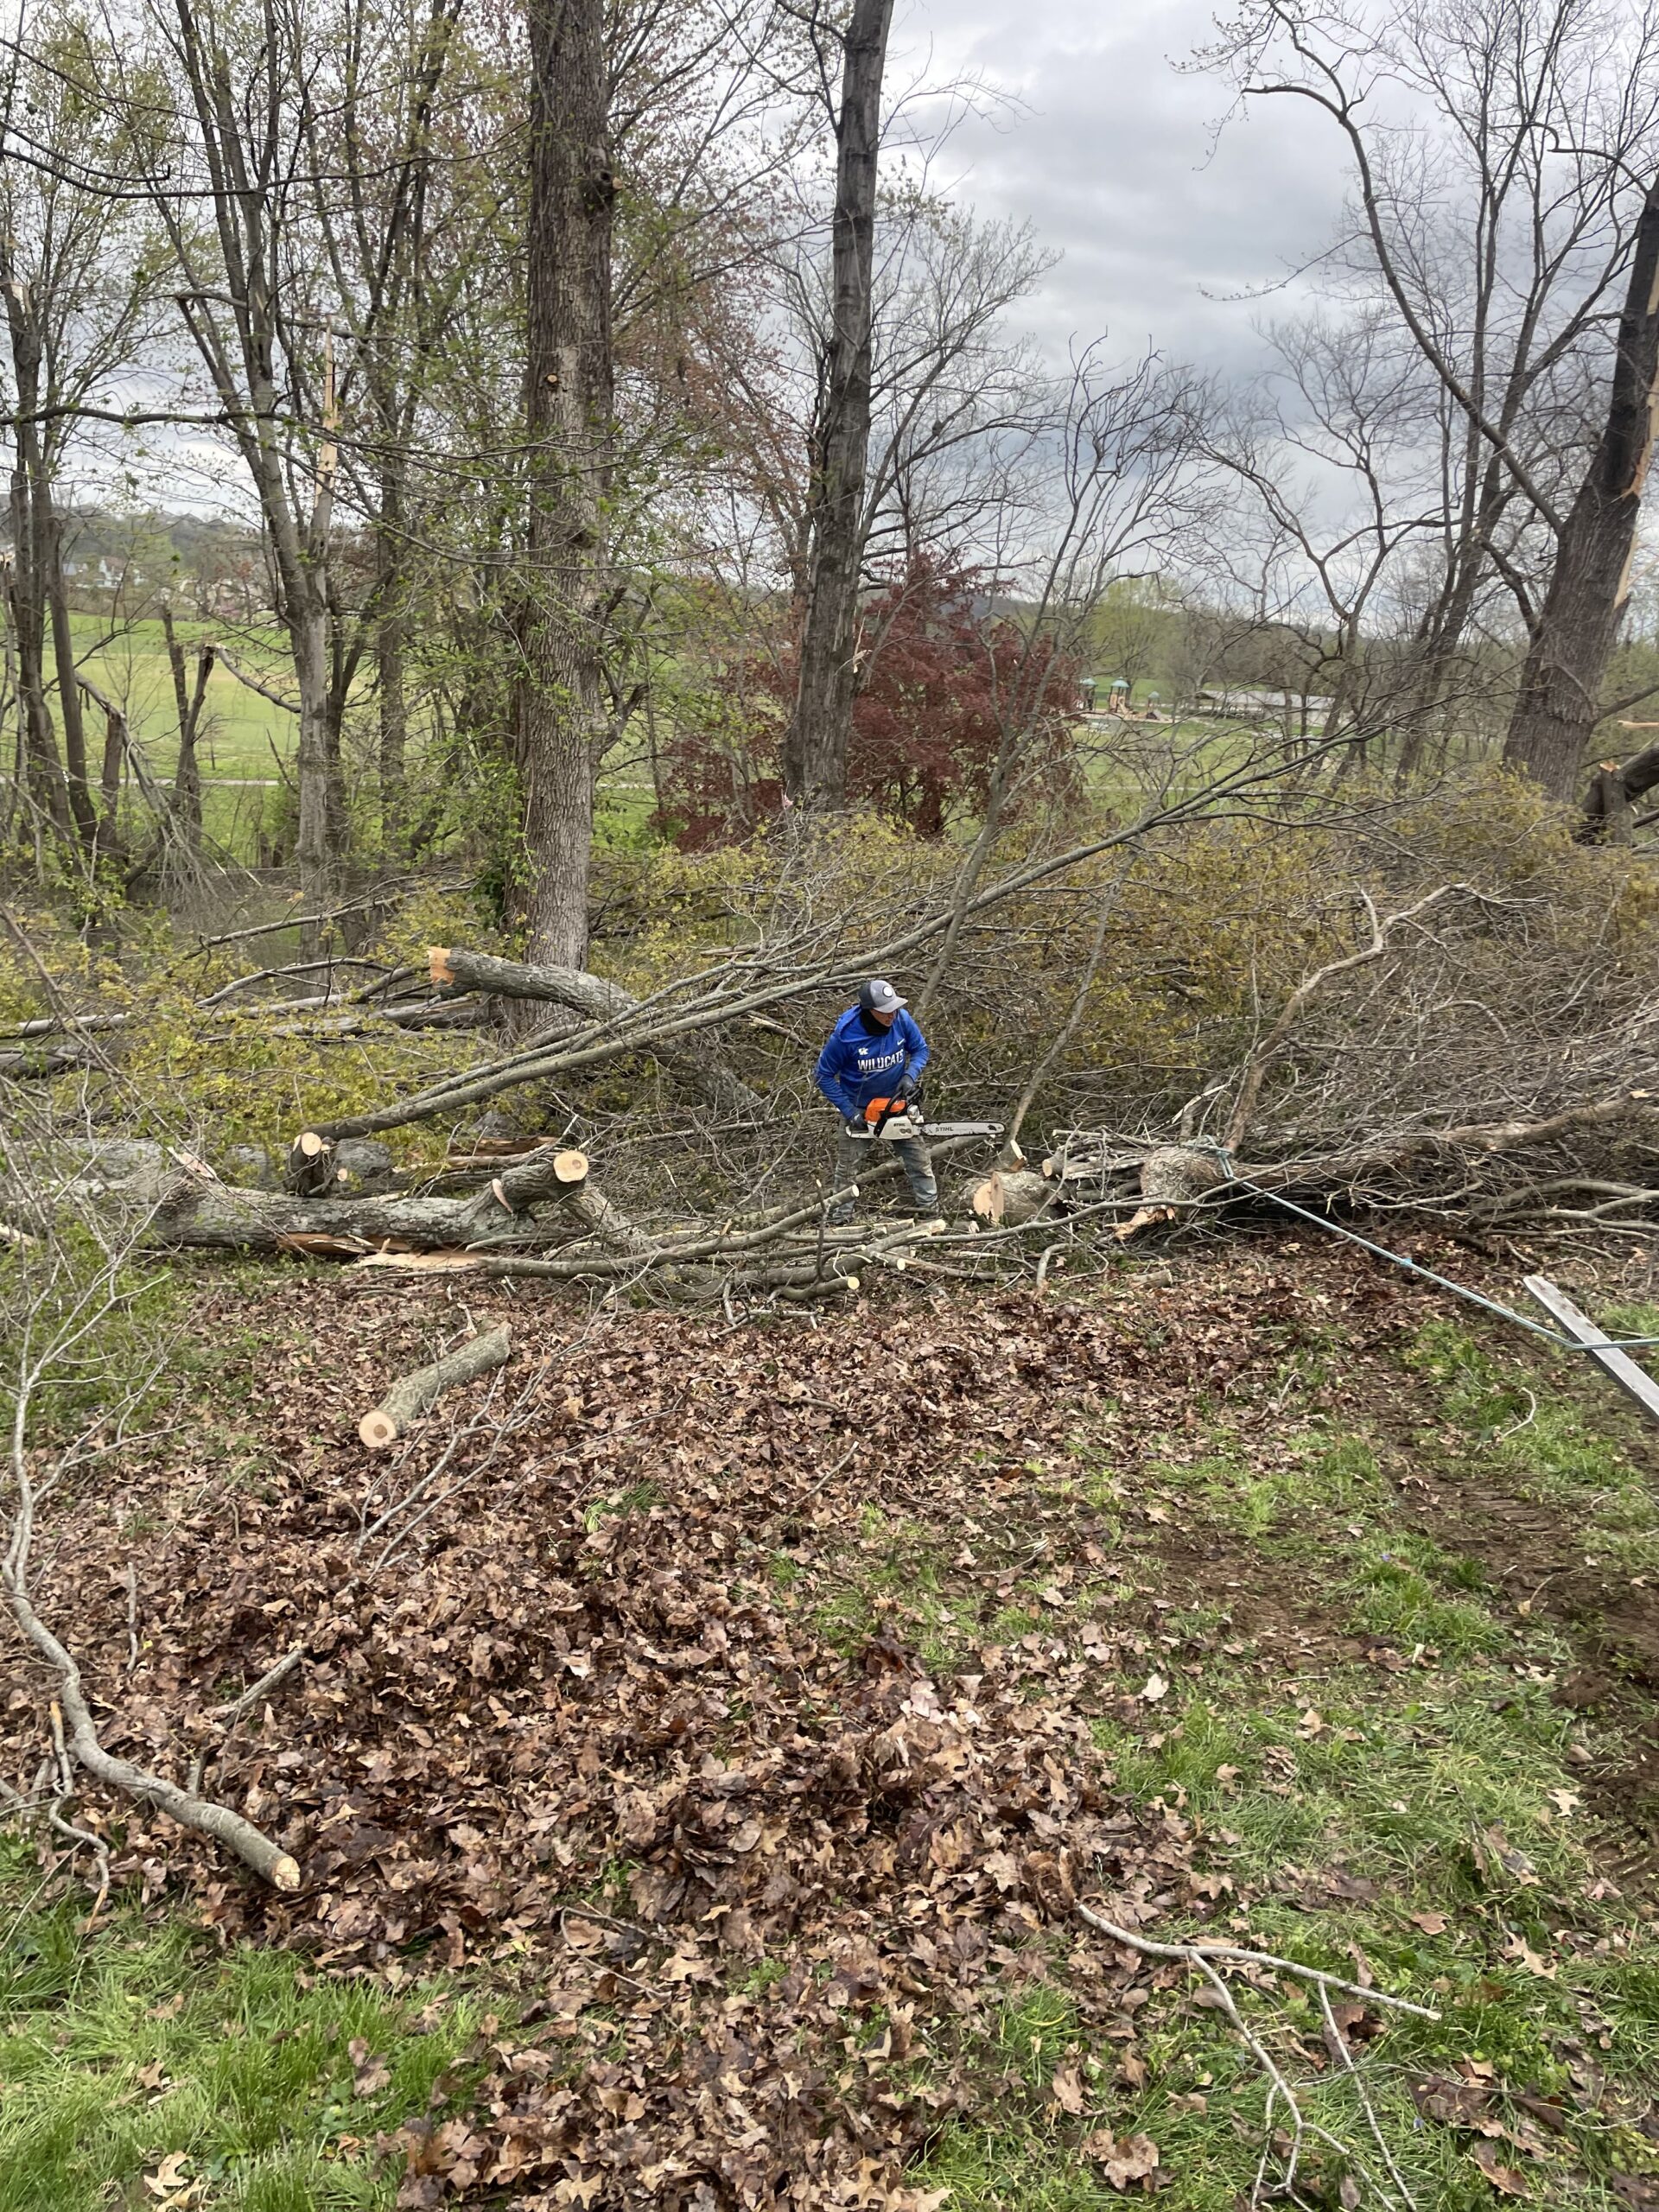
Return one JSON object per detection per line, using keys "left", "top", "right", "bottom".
{"left": 1504, "top": 175, "right": 1659, "bottom": 800}
{"left": 780, "top": 0, "right": 894, "bottom": 813}
{"left": 513, "top": 0, "right": 615, "bottom": 969}
{"left": 1210, "top": 0, "right": 1659, "bottom": 779}
{"left": 0, "top": 5, "right": 168, "bottom": 861}
{"left": 143, "top": 0, "right": 354, "bottom": 927}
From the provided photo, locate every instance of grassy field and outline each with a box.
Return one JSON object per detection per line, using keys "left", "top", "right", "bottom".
{"left": 73, "top": 613, "right": 295, "bottom": 859}
{"left": 70, "top": 613, "right": 664, "bottom": 861}
{"left": 3, "top": 1236, "right": 1657, "bottom": 2209}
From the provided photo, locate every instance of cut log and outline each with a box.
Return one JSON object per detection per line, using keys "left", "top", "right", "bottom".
{"left": 359, "top": 1325, "right": 513, "bottom": 1449}
{"left": 327, "top": 1139, "right": 402, "bottom": 1195}
{"left": 1140, "top": 1146, "right": 1229, "bottom": 1205}
{"left": 1113, "top": 1144, "right": 1230, "bottom": 1240}
{"left": 30, "top": 1144, "right": 644, "bottom": 1259}
{"left": 287, "top": 1130, "right": 334, "bottom": 1196}
{"left": 426, "top": 945, "right": 764, "bottom": 1119}
{"left": 481, "top": 1147, "right": 589, "bottom": 1217}
{"left": 969, "top": 1168, "right": 1058, "bottom": 1228}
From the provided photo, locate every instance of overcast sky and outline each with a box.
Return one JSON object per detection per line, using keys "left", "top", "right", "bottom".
{"left": 894, "top": 0, "right": 1353, "bottom": 378}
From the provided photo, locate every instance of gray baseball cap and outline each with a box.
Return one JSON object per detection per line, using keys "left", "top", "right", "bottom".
{"left": 859, "top": 977, "right": 906, "bottom": 1014}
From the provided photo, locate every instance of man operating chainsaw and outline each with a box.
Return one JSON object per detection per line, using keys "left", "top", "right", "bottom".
{"left": 814, "top": 978, "right": 939, "bottom": 1225}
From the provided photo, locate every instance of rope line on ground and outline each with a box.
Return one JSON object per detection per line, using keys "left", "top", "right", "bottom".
{"left": 1194, "top": 1150, "right": 1659, "bottom": 1356}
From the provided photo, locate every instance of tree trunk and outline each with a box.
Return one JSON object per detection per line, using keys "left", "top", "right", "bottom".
{"left": 42, "top": 509, "right": 99, "bottom": 848}
{"left": 4, "top": 485, "right": 71, "bottom": 842}
{"left": 1502, "top": 178, "right": 1659, "bottom": 801}
{"left": 162, "top": 607, "right": 211, "bottom": 849}
{"left": 374, "top": 450, "right": 410, "bottom": 845}
{"left": 292, "top": 599, "right": 341, "bottom": 944}
{"left": 378, "top": 613, "right": 408, "bottom": 841}
{"left": 780, "top": 0, "right": 893, "bottom": 815}
{"left": 515, "top": 0, "right": 613, "bottom": 970}
{"left": 0, "top": 283, "right": 72, "bottom": 844}
{"left": 428, "top": 944, "right": 764, "bottom": 1117}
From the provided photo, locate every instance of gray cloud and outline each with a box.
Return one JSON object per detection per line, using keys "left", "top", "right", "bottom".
{"left": 896, "top": 0, "right": 1352, "bottom": 375}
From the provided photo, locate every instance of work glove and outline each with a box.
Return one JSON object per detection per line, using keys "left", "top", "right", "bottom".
{"left": 897, "top": 1071, "right": 924, "bottom": 1106}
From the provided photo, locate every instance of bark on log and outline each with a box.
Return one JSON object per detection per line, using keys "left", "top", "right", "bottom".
{"left": 1581, "top": 736, "right": 1659, "bottom": 843}
{"left": 359, "top": 1325, "right": 513, "bottom": 1449}
{"left": 0, "top": 1040, "right": 96, "bottom": 1078}
{"left": 429, "top": 946, "right": 763, "bottom": 1120}
{"left": 38, "top": 1145, "right": 630, "bottom": 1259}
{"left": 483, "top": 1146, "right": 589, "bottom": 1215}
{"left": 969, "top": 1168, "right": 1058, "bottom": 1228}
{"left": 287, "top": 1130, "right": 334, "bottom": 1197}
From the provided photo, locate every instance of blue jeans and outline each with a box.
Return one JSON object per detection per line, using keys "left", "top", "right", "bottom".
{"left": 830, "top": 1123, "right": 938, "bottom": 1220}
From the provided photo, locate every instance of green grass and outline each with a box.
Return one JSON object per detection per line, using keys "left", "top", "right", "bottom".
{"left": 67, "top": 610, "right": 664, "bottom": 862}
{"left": 0, "top": 1862, "right": 486, "bottom": 2211}
{"left": 910, "top": 1311, "right": 1659, "bottom": 2210}
{"left": 9, "top": 1280, "right": 1658, "bottom": 2210}
{"left": 69, "top": 613, "right": 293, "bottom": 859}
{"left": 1407, "top": 1317, "right": 1659, "bottom": 1576}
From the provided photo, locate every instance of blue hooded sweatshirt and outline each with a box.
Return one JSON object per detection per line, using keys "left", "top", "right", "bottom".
{"left": 814, "top": 1005, "right": 930, "bottom": 1121}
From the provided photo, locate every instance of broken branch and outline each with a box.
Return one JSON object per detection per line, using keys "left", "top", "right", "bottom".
{"left": 359, "top": 1325, "right": 514, "bottom": 1450}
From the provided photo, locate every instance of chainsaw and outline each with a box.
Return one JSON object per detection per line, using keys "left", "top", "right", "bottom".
{"left": 849, "top": 1090, "right": 1001, "bottom": 1142}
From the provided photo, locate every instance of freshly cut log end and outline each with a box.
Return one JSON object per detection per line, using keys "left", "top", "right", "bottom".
{"left": 286, "top": 1130, "right": 336, "bottom": 1198}
{"left": 1115, "top": 1204, "right": 1175, "bottom": 1242}
{"left": 553, "top": 1147, "right": 589, "bottom": 1185}
{"left": 270, "top": 1853, "right": 302, "bottom": 1891}
{"left": 971, "top": 1168, "right": 1056, "bottom": 1228}
{"left": 357, "top": 1324, "right": 513, "bottom": 1453}
{"left": 429, "top": 945, "right": 457, "bottom": 987}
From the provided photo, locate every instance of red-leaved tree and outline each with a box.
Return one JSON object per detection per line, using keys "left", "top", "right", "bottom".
{"left": 658, "top": 556, "right": 1083, "bottom": 847}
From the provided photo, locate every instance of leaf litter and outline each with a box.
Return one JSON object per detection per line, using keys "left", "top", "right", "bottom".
{"left": 2, "top": 1246, "right": 1654, "bottom": 2206}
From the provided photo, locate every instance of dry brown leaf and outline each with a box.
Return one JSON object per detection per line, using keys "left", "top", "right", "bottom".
{"left": 1471, "top": 2139, "right": 1529, "bottom": 2196}
{"left": 349, "top": 2036, "right": 391, "bottom": 2096}
{"left": 143, "top": 2154, "right": 204, "bottom": 2209}
{"left": 1500, "top": 1931, "right": 1557, "bottom": 1980}
{"left": 1409, "top": 1910, "right": 1449, "bottom": 1935}
{"left": 1083, "top": 2130, "right": 1160, "bottom": 2188}
{"left": 1050, "top": 2063, "right": 1087, "bottom": 2114}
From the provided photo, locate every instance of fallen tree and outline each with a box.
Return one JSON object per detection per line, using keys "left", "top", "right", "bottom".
{"left": 2, "top": 1135, "right": 978, "bottom": 1305}
{"left": 285, "top": 744, "right": 1334, "bottom": 1151}
{"left": 426, "top": 945, "right": 765, "bottom": 1122}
